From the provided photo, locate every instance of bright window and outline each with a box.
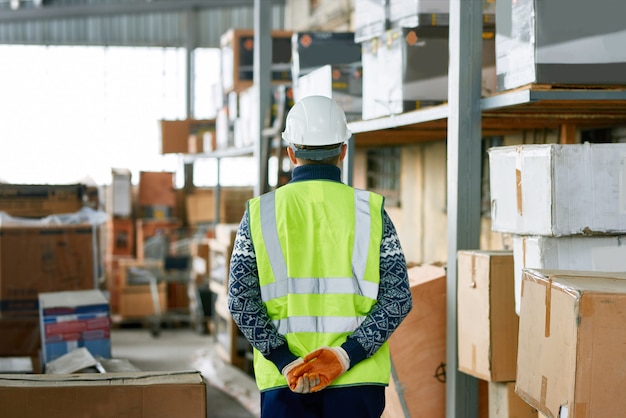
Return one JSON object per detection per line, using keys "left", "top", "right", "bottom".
{"left": 0, "top": 45, "right": 221, "bottom": 187}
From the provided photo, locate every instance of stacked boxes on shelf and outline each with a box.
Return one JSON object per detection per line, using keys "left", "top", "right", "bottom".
{"left": 38, "top": 289, "right": 111, "bottom": 367}
{"left": 207, "top": 223, "right": 250, "bottom": 371}
{"left": 294, "top": 64, "right": 363, "bottom": 122}
{"left": 488, "top": 143, "right": 626, "bottom": 314}
{"left": 0, "top": 183, "right": 86, "bottom": 219}
{"left": 185, "top": 187, "right": 253, "bottom": 227}
{"left": 488, "top": 142, "right": 626, "bottom": 415}
{"left": 159, "top": 118, "right": 216, "bottom": 154}
{"left": 220, "top": 28, "right": 293, "bottom": 95}
{"left": 516, "top": 269, "right": 626, "bottom": 417}
{"left": 137, "top": 171, "right": 177, "bottom": 221}
{"left": 495, "top": 0, "right": 626, "bottom": 92}
{"left": 356, "top": 0, "right": 497, "bottom": 120}
{"left": 456, "top": 250, "right": 537, "bottom": 418}
{"left": 0, "top": 185, "right": 101, "bottom": 373}
{"left": 291, "top": 31, "right": 362, "bottom": 120}
{"left": 103, "top": 168, "right": 134, "bottom": 315}
{"left": 219, "top": 28, "right": 293, "bottom": 151}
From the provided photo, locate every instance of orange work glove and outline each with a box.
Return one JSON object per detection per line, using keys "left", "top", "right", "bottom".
{"left": 282, "top": 358, "right": 320, "bottom": 394}
{"left": 292, "top": 346, "right": 350, "bottom": 393}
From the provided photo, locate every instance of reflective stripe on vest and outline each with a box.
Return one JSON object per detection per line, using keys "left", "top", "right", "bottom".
{"left": 248, "top": 181, "right": 391, "bottom": 391}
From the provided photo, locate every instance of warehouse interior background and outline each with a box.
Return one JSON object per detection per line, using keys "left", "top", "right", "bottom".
{"left": 2, "top": 0, "right": 626, "bottom": 417}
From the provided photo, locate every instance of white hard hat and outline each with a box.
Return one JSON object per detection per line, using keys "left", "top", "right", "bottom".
{"left": 282, "top": 95, "right": 352, "bottom": 146}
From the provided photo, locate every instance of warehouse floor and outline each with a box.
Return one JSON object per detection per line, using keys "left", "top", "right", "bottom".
{"left": 110, "top": 325, "right": 259, "bottom": 418}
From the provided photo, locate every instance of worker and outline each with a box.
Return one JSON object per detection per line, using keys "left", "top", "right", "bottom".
{"left": 227, "top": 95, "right": 413, "bottom": 418}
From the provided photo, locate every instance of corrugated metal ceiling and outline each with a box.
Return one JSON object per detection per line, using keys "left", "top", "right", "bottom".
{"left": 0, "top": 0, "right": 286, "bottom": 47}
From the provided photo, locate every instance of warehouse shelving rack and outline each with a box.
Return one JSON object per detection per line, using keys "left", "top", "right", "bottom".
{"left": 342, "top": 4, "right": 626, "bottom": 418}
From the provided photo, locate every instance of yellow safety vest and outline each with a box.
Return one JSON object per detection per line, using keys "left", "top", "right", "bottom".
{"left": 248, "top": 180, "right": 391, "bottom": 391}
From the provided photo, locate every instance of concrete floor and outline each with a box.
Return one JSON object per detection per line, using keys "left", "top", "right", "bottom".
{"left": 110, "top": 325, "right": 259, "bottom": 418}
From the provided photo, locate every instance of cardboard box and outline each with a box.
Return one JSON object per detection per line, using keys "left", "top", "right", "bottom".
{"left": 496, "top": 0, "right": 626, "bottom": 91}
{"left": 512, "top": 234, "right": 626, "bottom": 315}
{"left": 291, "top": 31, "right": 362, "bottom": 85}
{"left": 159, "top": 119, "right": 216, "bottom": 155}
{"left": 220, "top": 28, "right": 293, "bottom": 94}
{"left": 0, "top": 371, "right": 207, "bottom": 418}
{"left": 295, "top": 64, "right": 363, "bottom": 121}
{"left": 488, "top": 381, "right": 537, "bottom": 418}
{"left": 361, "top": 26, "right": 496, "bottom": 119}
{"left": 516, "top": 269, "right": 626, "bottom": 418}
{"left": 106, "top": 217, "right": 134, "bottom": 256}
{"left": 388, "top": 0, "right": 496, "bottom": 28}
{"left": 119, "top": 282, "right": 167, "bottom": 318}
{"left": 387, "top": 264, "right": 446, "bottom": 418}
{"left": 0, "top": 316, "right": 40, "bottom": 357}
{"left": 105, "top": 168, "right": 132, "bottom": 218}
{"left": 0, "top": 224, "right": 96, "bottom": 316}
{"left": 39, "top": 289, "right": 111, "bottom": 365}
{"left": 354, "top": 0, "right": 387, "bottom": 43}
{"left": 137, "top": 171, "right": 176, "bottom": 219}
{"left": 457, "top": 251, "right": 518, "bottom": 382}
{"left": 186, "top": 187, "right": 252, "bottom": 226}
{"left": 0, "top": 183, "right": 85, "bottom": 218}
{"left": 489, "top": 143, "right": 626, "bottom": 236}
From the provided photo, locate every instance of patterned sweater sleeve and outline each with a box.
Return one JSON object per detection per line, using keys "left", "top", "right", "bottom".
{"left": 227, "top": 209, "right": 298, "bottom": 372}
{"left": 340, "top": 210, "right": 413, "bottom": 367}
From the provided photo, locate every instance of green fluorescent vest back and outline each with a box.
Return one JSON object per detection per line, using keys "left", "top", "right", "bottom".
{"left": 248, "top": 180, "right": 390, "bottom": 391}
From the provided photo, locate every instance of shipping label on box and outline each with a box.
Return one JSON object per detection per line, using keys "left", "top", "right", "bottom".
{"left": 516, "top": 269, "right": 626, "bottom": 418}
{"left": 457, "top": 250, "right": 518, "bottom": 382}
{"left": 512, "top": 235, "right": 626, "bottom": 315}
{"left": 489, "top": 143, "right": 626, "bottom": 236}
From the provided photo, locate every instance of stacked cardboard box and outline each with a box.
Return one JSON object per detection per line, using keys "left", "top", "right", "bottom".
{"left": 496, "top": 0, "right": 626, "bottom": 91}
{"left": 516, "top": 269, "right": 626, "bottom": 417}
{"left": 294, "top": 63, "right": 363, "bottom": 122}
{"left": 137, "top": 171, "right": 176, "bottom": 220}
{"left": 488, "top": 143, "right": 626, "bottom": 314}
{"left": 185, "top": 187, "right": 252, "bottom": 226}
{"left": 220, "top": 28, "right": 293, "bottom": 94}
{"left": 488, "top": 143, "right": 626, "bottom": 415}
{"left": 159, "top": 118, "right": 216, "bottom": 155}
{"left": 456, "top": 250, "right": 537, "bottom": 418}
{"left": 38, "top": 289, "right": 111, "bottom": 367}
{"left": 0, "top": 183, "right": 85, "bottom": 218}
{"left": 354, "top": 0, "right": 497, "bottom": 120}
{"left": 0, "top": 224, "right": 97, "bottom": 317}
{"left": 361, "top": 26, "right": 496, "bottom": 120}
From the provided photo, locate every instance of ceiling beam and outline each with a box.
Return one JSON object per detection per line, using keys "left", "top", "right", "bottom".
{"left": 0, "top": 0, "right": 285, "bottom": 23}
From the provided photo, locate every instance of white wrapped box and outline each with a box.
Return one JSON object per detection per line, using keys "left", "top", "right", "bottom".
{"left": 489, "top": 143, "right": 626, "bottom": 236}
{"left": 512, "top": 235, "right": 626, "bottom": 315}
